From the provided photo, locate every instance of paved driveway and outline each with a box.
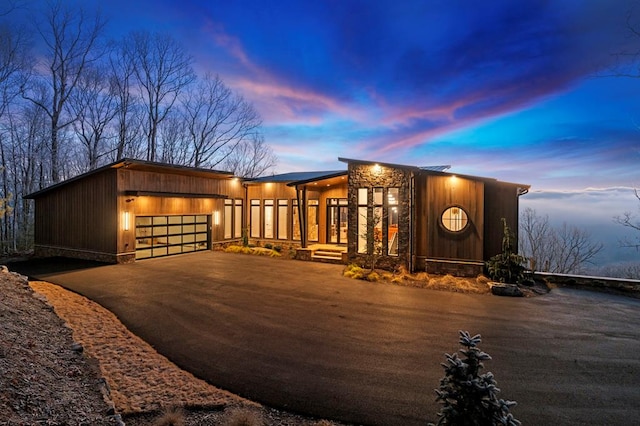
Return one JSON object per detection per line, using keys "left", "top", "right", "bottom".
{"left": 13, "top": 252, "right": 640, "bottom": 425}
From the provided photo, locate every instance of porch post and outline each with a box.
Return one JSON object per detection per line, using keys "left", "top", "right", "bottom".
{"left": 296, "top": 186, "right": 308, "bottom": 248}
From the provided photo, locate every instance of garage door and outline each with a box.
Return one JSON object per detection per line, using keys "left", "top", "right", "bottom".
{"left": 135, "top": 215, "right": 210, "bottom": 260}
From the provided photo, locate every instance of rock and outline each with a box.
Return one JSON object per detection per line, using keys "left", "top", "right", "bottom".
{"left": 70, "top": 342, "right": 84, "bottom": 353}
{"left": 490, "top": 283, "right": 524, "bottom": 297}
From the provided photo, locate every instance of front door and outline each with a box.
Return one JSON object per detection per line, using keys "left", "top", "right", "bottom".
{"left": 327, "top": 198, "right": 348, "bottom": 244}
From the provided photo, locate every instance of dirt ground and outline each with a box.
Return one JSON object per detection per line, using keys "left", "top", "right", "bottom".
{"left": 1, "top": 266, "right": 342, "bottom": 425}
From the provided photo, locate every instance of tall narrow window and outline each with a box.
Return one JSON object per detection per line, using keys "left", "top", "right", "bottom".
{"left": 308, "top": 200, "right": 319, "bottom": 242}
{"left": 357, "top": 188, "right": 368, "bottom": 253}
{"left": 292, "top": 200, "right": 301, "bottom": 240}
{"left": 224, "top": 199, "right": 233, "bottom": 239}
{"left": 388, "top": 188, "right": 399, "bottom": 255}
{"left": 234, "top": 199, "right": 243, "bottom": 238}
{"left": 278, "top": 199, "right": 288, "bottom": 239}
{"left": 264, "top": 199, "right": 274, "bottom": 239}
{"left": 250, "top": 200, "right": 261, "bottom": 238}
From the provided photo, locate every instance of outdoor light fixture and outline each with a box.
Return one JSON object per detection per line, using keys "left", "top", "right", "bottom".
{"left": 214, "top": 211, "right": 220, "bottom": 226}
{"left": 373, "top": 163, "right": 382, "bottom": 173}
{"left": 123, "top": 211, "right": 130, "bottom": 231}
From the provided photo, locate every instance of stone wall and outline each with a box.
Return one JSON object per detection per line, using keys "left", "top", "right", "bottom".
{"left": 34, "top": 245, "right": 132, "bottom": 264}
{"left": 536, "top": 272, "right": 640, "bottom": 298}
{"left": 346, "top": 163, "right": 412, "bottom": 271}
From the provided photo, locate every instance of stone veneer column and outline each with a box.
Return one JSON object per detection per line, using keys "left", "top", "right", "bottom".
{"left": 347, "top": 163, "right": 412, "bottom": 271}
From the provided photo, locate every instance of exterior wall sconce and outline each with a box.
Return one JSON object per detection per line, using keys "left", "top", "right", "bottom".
{"left": 373, "top": 163, "right": 382, "bottom": 174}
{"left": 123, "top": 211, "right": 130, "bottom": 231}
{"left": 213, "top": 211, "right": 220, "bottom": 226}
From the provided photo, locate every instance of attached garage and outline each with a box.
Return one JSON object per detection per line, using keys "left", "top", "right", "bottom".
{"left": 25, "top": 159, "right": 244, "bottom": 263}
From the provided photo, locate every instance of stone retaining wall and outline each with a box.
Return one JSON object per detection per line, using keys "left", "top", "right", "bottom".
{"left": 536, "top": 272, "right": 640, "bottom": 298}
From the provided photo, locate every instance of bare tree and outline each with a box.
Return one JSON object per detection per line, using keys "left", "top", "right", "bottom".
{"left": 67, "top": 65, "right": 117, "bottom": 170}
{"left": 220, "top": 133, "right": 277, "bottom": 177}
{"left": 519, "top": 207, "right": 552, "bottom": 271}
{"left": 124, "top": 30, "right": 194, "bottom": 161}
{"left": 108, "top": 39, "right": 142, "bottom": 160}
{"left": 0, "top": 21, "right": 29, "bottom": 118}
{"left": 157, "top": 111, "right": 189, "bottom": 165}
{"left": 22, "top": 1, "right": 106, "bottom": 182}
{"left": 614, "top": 188, "right": 640, "bottom": 251}
{"left": 520, "top": 208, "right": 603, "bottom": 274}
{"left": 182, "top": 73, "right": 261, "bottom": 168}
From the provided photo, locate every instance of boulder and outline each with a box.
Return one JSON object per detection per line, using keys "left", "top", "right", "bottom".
{"left": 490, "top": 282, "right": 524, "bottom": 297}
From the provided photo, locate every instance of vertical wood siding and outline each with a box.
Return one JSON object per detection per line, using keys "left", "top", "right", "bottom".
{"left": 483, "top": 182, "right": 520, "bottom": 260}
{"left": 34, "top": 170, "right": 118, "bottom": 253}
{"left": 416, "top": 174, "right": 484, "bottom": 261}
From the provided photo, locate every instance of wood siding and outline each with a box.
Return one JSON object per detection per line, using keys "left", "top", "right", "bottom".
{"left": 34, "top": 169, "right": 118, "bottom": 254}
{"left": 415, "top": 174, "right": 484, "bottom": 262}
{"left": 117, "top": 169, "right": 244, "bottom": 254}
{"left": 483, "top": 182, "right": 520, "bottom": 260}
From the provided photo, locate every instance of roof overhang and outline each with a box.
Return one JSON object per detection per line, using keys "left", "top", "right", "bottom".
{"left": 287, "top": 170, "right": 348, "bottom": 188}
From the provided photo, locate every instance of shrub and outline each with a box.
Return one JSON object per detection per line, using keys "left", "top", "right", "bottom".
{"left": 153, "top": 406, "right": 185, "bottom": 426}
{"left": 432, "top": 331, "right": 520, "bottom": 426}
{"left": 366, "top": 271, "right": 380, "bottom": 282}
{"left": 486, "top": 218, "right": 526, "bottom": 284}
{"left": 223, "top": 406, "right": 263, "bottom": 426}
{"left": 264, "top": 243, "right": 273, "bottom": 249}
{"left": 273, "top": 245, "right": 282, "bottom": 253}
{"left": 343, "top": 263, "right": 365, "bottom": 280}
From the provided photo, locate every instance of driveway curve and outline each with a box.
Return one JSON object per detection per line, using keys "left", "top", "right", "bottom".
{"left": 21, "top": 252, "right": 640, "bottom": 425}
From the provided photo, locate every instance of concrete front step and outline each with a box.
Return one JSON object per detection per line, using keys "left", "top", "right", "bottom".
{"left": 313, "top": 251, "right": 343, "bottom": 258}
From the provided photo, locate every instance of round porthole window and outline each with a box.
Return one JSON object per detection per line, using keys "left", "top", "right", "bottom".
{"left": 441, "top": 206, "right": 469, "bottom": 232}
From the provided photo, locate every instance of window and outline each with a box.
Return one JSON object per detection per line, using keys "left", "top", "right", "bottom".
{"left": 234, "top": 199, "right": 243, "bottom": 238}
{"left": 292, "top": 200, "right": 301, "bottom": 240}
{"left": 358, "top": 187, "right": 400, "bottom": 256}
{"left": 388, "top": 188, "right": 399, "bottom": 255}
{"left": 278, "top": 199, "right": 288, "bottom": 239}
{"left": 250, "top": 200, "right": 261, "bottom": 238}
{"left": 327, "top": 198, "right": 348, "bottom": 244}
{"left": 308, "top": 199, "right": 319, "bottom": 242}
{"left": 442, "top": 206, "right": 469, "bottom": 232}
{"left": 264, "top": 199, "right": 274, "bottom": 239}
{"left": 224, "top": 199, "right": 233, "bottom": 239}
{"left": 357, "top": 188, "right": 368, "bottom": 253}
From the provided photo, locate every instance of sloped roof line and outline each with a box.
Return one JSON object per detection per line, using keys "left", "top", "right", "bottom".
{"left": 24, "top": 158, "right": 234, "bottom": 199}
{"left": 246, "top": 170, "right": 346, "bottom": 184}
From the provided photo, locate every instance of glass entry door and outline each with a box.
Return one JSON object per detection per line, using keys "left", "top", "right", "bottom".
{"left": 328, "top": 199, "right": 348, "bottom": 244}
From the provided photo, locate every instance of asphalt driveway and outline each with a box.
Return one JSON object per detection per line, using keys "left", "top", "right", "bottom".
{"left": 12, "top": 252, "right": 640, "bottom": 425}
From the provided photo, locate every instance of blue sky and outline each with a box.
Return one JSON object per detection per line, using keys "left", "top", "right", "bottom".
{"left": 26, "top": 0, "right": 640, "bottom": 266}
{"left": 75, "top": 0, "right": 640, "bottom": 191}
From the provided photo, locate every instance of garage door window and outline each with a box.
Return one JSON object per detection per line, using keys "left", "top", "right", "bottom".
{"left": 136, "top": 215, "right": 209, "bottom": 259}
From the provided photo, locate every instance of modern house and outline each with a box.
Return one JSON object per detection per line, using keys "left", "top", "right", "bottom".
{"left": 25, "top": 157, "right": 529, "bottom": 276}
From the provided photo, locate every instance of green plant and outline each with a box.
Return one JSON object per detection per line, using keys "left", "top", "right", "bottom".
{"left": 432, "top": 331, "right": 520, "bottom": 426}
{"left": 264, "top": 242, "right": 273, "bottom": 249}
{"left": 486, "top": 218, "right": 526, "bottom": 284}
{"left": 242, "top": 227, "right": 249, "bottom": 247}
{"left": 273, "top": 245, "right": 282, "bottom": 253}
